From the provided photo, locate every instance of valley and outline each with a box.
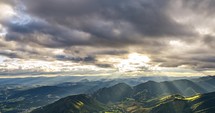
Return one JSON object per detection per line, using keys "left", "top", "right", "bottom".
{"left": 1, "top": 76, "right": 215, "bottom": 113}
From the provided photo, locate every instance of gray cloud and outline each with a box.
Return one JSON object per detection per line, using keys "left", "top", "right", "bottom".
{"left": 4, "top": 0, "right": 196, "bottom": 48}
{"left": 181, "top": 0, "right": 215, "bottom": 15}
{"left": 56, "top": 55, "right": 96, "bottom": 63}
{"left": 203, "top": 35, "right": 215, "bottom": 48}
{"left": 1, "top": 0, "right": 215, "bottom": 76}
{"left": 0, "top": 0, "right": 14, "bottom": 8}
{"left": 95, "top": 63, "right": 113, "bottom": 68}
{"left": 0, "top": 50, "right": 21, "bottom": 58}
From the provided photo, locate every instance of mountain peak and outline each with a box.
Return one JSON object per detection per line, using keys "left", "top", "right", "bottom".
{"left": 31, "top": 94, "right": 103, "bottom": 113}
{"left": 93, "top": 82, "right": 133, "bottom": 103}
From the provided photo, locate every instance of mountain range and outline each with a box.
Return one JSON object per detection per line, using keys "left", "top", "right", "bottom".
{"left": 31, "top": 81, "right": 215, "bottom": 113}
{"left": 1, "top": 76, "right": 215, "bottom": 113}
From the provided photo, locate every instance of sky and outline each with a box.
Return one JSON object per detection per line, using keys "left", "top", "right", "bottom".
{"left": 0, "top": 0, "right": 215, "bottom": 78}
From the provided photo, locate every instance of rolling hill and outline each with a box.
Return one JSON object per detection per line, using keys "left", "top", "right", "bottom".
{"left": 93, "top": 83, "right": 133, "bottom": 103}
{"left": 1, "top": 76, "right": 215, "bottom": 113}
{"left": 31, "top": 94, "right": 104, "bottom": 113}
{"left": 31, "top": 91, "right": 215, "bottom": 113}
{"left": 133, "top": 79, "right": 206, "bottom": 100}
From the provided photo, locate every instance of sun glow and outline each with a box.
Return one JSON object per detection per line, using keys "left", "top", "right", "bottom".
{"left": 97, "top": 53, "right": 151, "bottom": 73}
{"left": 169, "top": 40, "right": 183, "bottom": 46}
{"left": 127, "top": 53, "right": 150, "bottom": 63}
{"left": 117, "top": 53, "right": 151, "bottom": 72}
{"left": 0, "top": 4, "right": 16, "bottom": 19}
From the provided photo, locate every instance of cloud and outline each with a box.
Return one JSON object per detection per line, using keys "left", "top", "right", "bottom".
{"left": 5, "top": 0, "right": 196, "bottom": 48}
{"left": 0, "top": 0, "right": 215, "bottom": 77}
{"left": 0, "top": 50, "right": 21, "bottom": 58}
{"left": 55, "top": 55, "right": 96, "bottom": 63}
{"left": 203, "top": 35, "right": 215, "bottom": 48}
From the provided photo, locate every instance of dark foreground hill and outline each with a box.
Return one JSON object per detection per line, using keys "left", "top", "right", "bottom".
{"left": 31, "top": 91, "right": 215, "bottom": 113}
{"left": 31, "top": 78, "right": 215, "bottom": 113}
{"left": 31, "top": 94, "right": 104, "bottom": 113}
{"left": 150, "top": 91, "right": 215, "bottom": 113}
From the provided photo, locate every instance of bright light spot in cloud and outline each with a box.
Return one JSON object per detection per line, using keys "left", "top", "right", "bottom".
{"left": 196, "top": 27, "right": 212, "bottom": 35}
{"left": 0, "top": 24, "right": 7, "bottom": 36}
{"left": 128, "top": 53, "right": 150, "bottom": 63}
{"left": 0, "top": 4, "right": 16, "bottom": 19}
{"left": 116, "top": 53, "right": 151, "bottom": 72}
{"left": 97, "top": 53, "right": 151, "bottom": 73}
{"left": 113, "top": 29, "right": 121, "bottom": 36}
{"left": 169, "top": 40, "right": 183, "bottom": 46}
{"left": 173, "top": 17, "right": 192, "bottom": 24}
{"left": 53, "top": 49, "right": 65, "bottom": 55}
{"left": 0, "top": 56, "right": 7, "bottom": 63}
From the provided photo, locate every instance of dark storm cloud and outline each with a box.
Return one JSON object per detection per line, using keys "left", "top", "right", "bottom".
{"left": 5, "top": 19, "right": 46, "bottom": 34}
{"left": 193, "top": 56, "right": 215, "bottom": 63}
{"left": 203, "top": 35, "right": 215, "bottom": 48}
{"left": 93, "top": 50, "right": 128, "bottom": 55}
{"left": 5, "top": 20, "right": 94, "bottom": 48}
{"left": 22, "top": 0, "right": 177, "bottom": 37}
{"left": 197, "top": 63, "right": 215, "bottom": 70}
{"left": 95, "top": 63, "right": 113, "bottom": 68}
{"left": 4, "top": 0, "right": 195, "bottom": 49}
{"left": 153, "top": 53, "right": 215, "bottom": 71}
{"left": 56, "top": 55, "right": 96, "bottom": 63}
{"left": 0, "top": 50, "right": 22, "bottom": 58}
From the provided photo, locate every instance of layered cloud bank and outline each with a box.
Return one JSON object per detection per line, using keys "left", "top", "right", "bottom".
{"left": 0, "top": 0, "right": 214, "bottom": 77}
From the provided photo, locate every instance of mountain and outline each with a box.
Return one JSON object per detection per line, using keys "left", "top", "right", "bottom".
{"left": 31, "top": 91, "right": 215, "bottom": 113}
{"left": 93, "top": 83, "right": 133, "bottom": 103}
{"left": 191, "top": 76, "right": 215, "bottom": 92}
{"left": 8, "top": 86, "right": 69, "bottom": 108}
{"left": 0, "top": 76, "right": 191, "bottom": 86}
{"left": 0, "top": 82, "right": 132, "bottom": 113}
{"left": 150, "top": 91, "right": 215, "bottom": 113}
{"left": 189, "top": 91, "right": 215, "bottom": 113}
{"left": 0, "top": 86, "right": 70, "bottom": 113}
{"left": 133, "top": 79, "right": 206, "bottom": 100}
{"left": 31, "top": 94, "right": 104, "bottom": 113}
{"left": 1, "top": 76, "right": 215, "bottom": 113}
{"left": 0, "top": 80, "right": 121, "bottom": 113}
{"left": 93, "top": 79, "right": 207, "bottom": 104}
{"left": 0, "top": 76, "right": 102, "bottom": 86}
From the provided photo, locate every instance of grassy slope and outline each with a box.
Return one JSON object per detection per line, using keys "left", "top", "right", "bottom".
{"left": 30, "top": 83, "right": 215, "bottom": 113}
{"left": 31, "top": 94, "right": 105, "bottom": 113}
{"left": 150, "top": 92, "right": 215, "bottom": 113}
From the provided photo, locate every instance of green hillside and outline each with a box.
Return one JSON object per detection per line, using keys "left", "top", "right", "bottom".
{"left": 93, "top": 83, "right": 133, "bottom": 104}
{"left": 2, "top": 77, "right": 215, "bottom": 113}
{"left": 31, "top": 94, "right": 104, "bottom": 113}
{"left": 30, "top": 82, "right": 215, "bottom": 113}
{"left": 150, "top": 92, "right": 215, "bottom": 113}
{"left": 133, "top": 79, "right": 206, "bottom": 101}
